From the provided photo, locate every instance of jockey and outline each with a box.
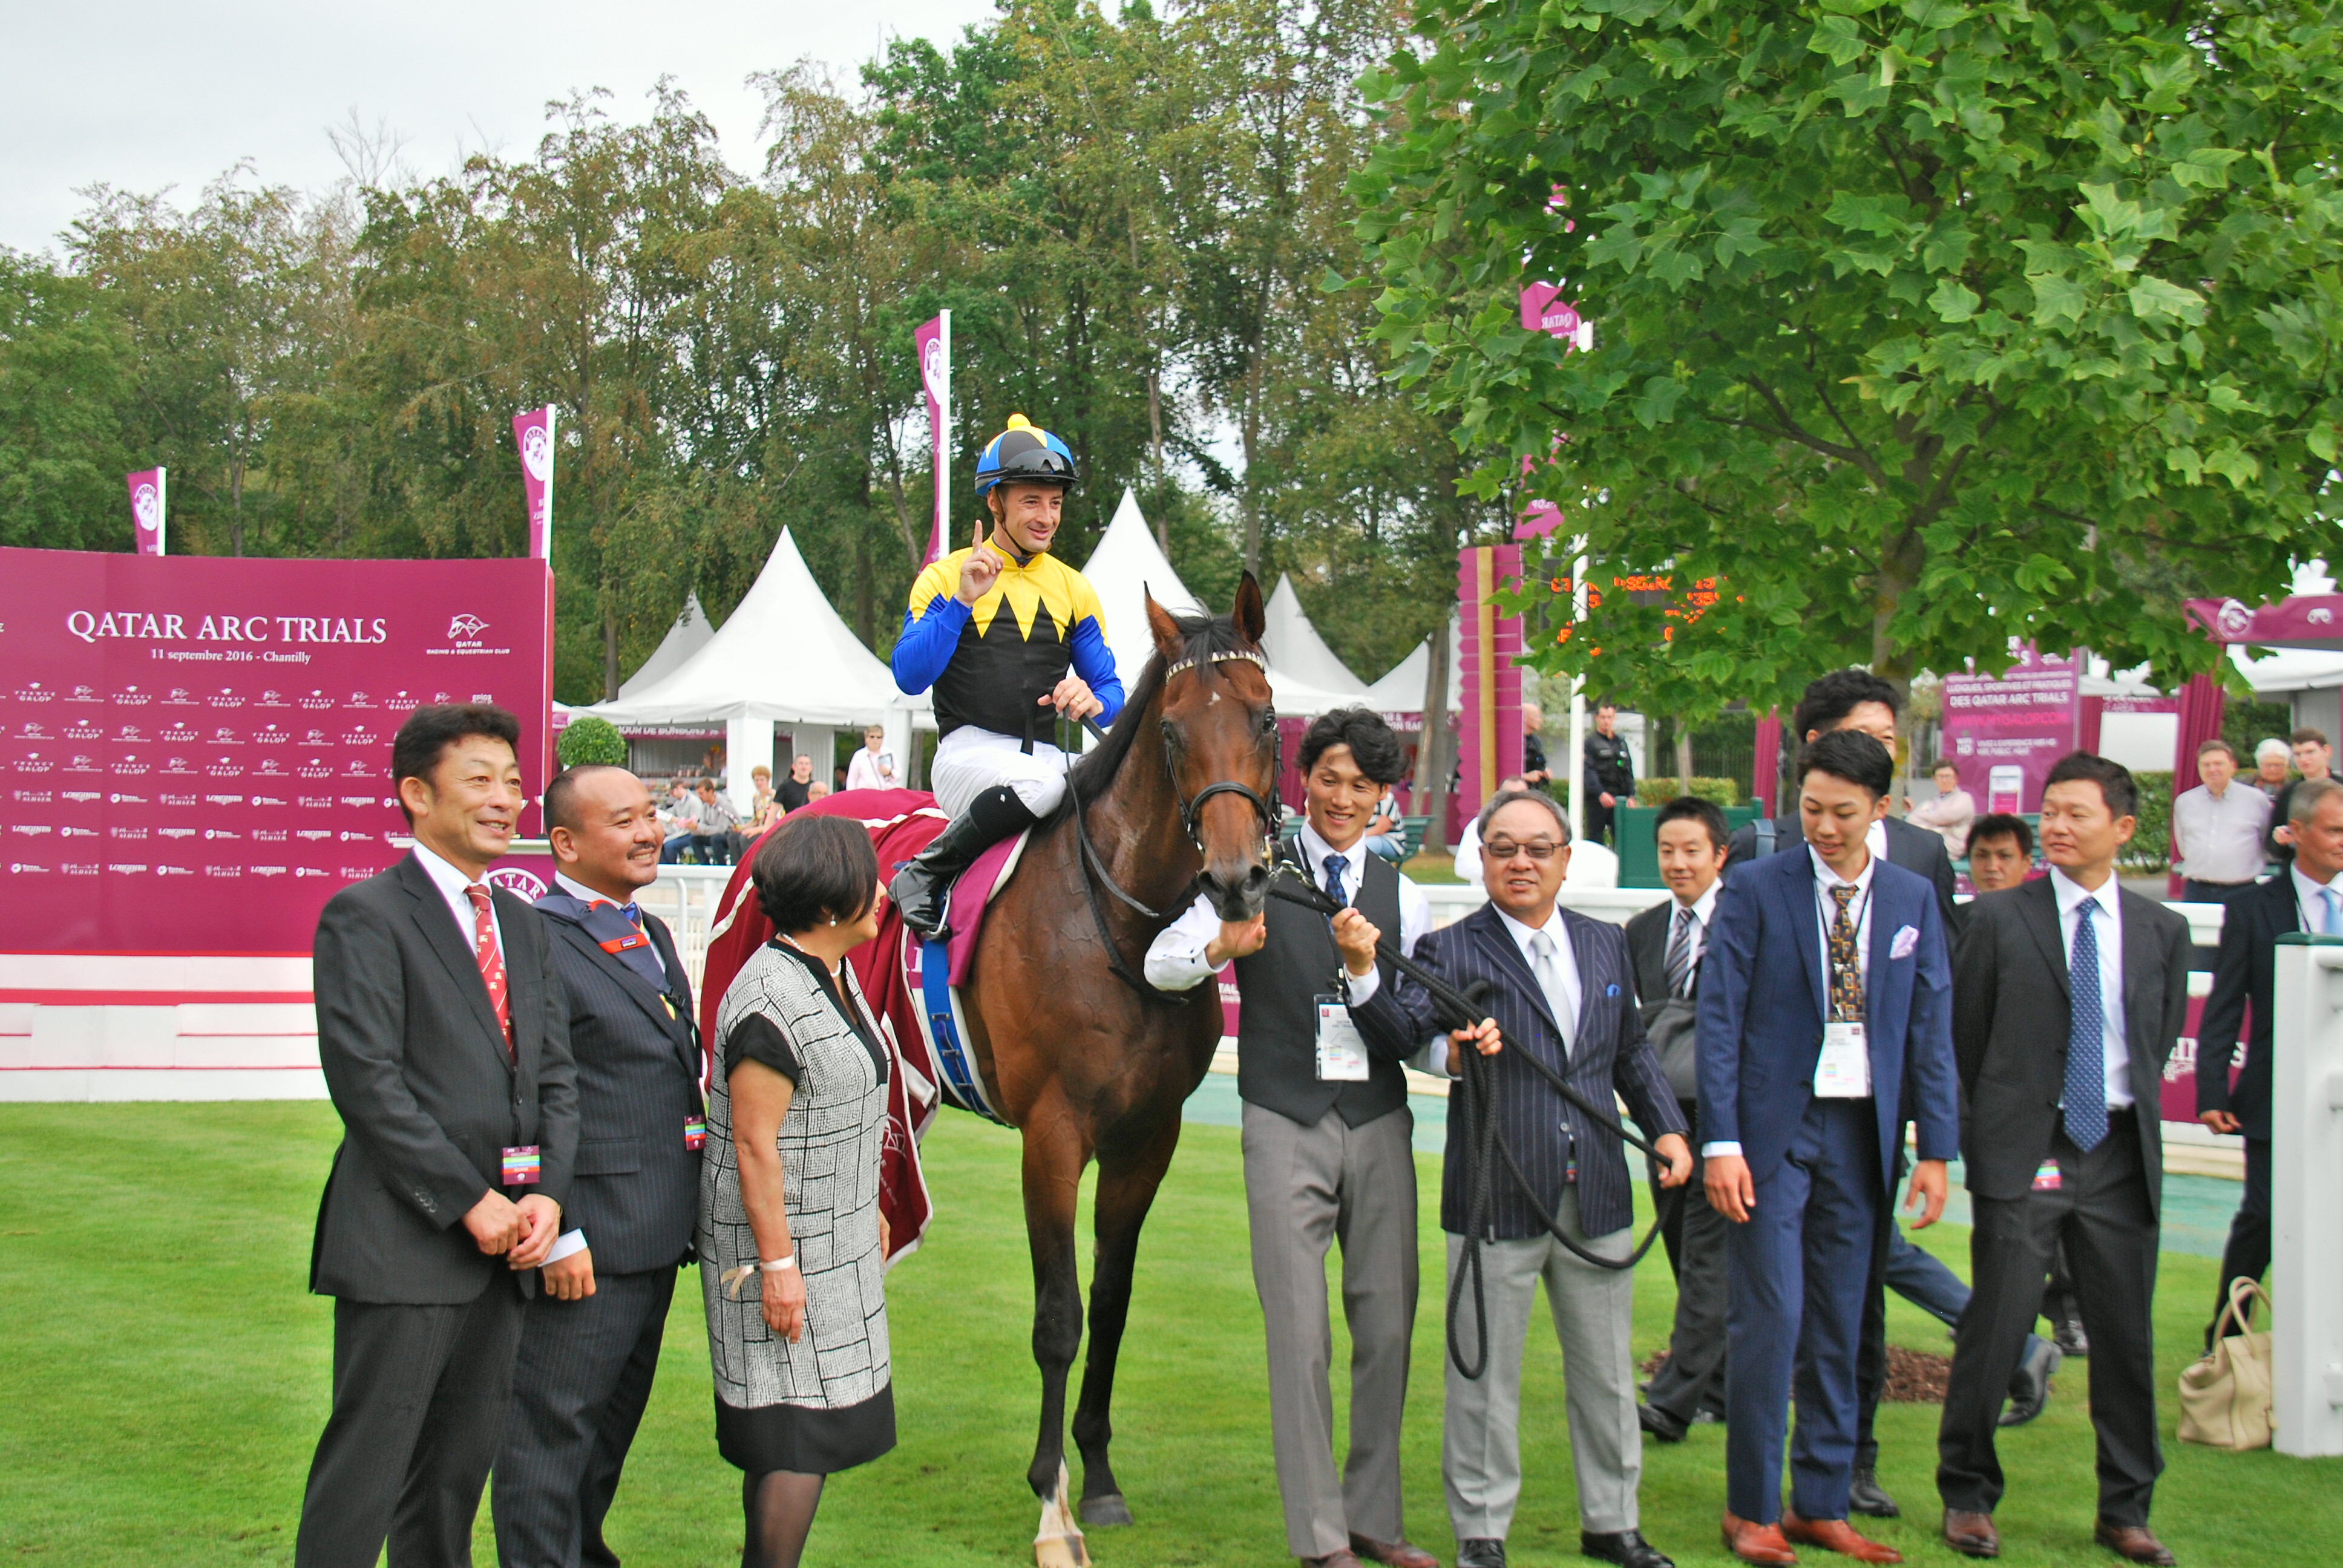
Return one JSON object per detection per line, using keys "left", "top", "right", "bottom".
{"left": 888, "top": 414, "right": 1124, "bottom": 938}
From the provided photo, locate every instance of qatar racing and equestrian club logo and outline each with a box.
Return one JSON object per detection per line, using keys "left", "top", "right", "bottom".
{"left": 921, "top": 336, "right": 948, "bottom": 405}
{"left": 519, "top": 423, "right": 553, "bottom": 484}
{"left": 447, "top": 614, "right": 490, "bottom": 639}
{"left": 131, "top": 482, "right": 162, "bottom": 537}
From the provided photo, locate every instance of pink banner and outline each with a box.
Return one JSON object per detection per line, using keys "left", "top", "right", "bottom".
{"left": 126, "top": 468, "right": 165, "bottom": 556}
{"left": 2189, "top": 593, "right": 2343, "bottom": 647}
{"left": 1941, "top": 645, "right": 2080, "bottom": 814}
{"left": 1, "top": 547, "right": 553, "bottom": 953}
{"left": 1519, "top": 283, "right": 1591, "bottom": 351}
{"left": 916, "top": 314, "right": 951, "bottom": 566}
{"left": 513, "top": 407, "right": 555, "bottom": 560}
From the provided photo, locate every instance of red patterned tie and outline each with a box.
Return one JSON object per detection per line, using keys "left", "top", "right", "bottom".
{"left": 465, "top": 884, "right": 513, "bottom": 1055}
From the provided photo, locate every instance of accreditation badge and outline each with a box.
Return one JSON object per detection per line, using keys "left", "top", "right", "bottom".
{"left": 1314, "top": 994, "right": 1371, "bottom": 1082}
{"left": 1814, "top": 1021, "right": 1872, "bottom": 1099}
{"left": 684, "top": 1115, "right": 708, "bottom": 1151}
{"left": 500, "top": 1145, "right": 542, "bottom": 1186}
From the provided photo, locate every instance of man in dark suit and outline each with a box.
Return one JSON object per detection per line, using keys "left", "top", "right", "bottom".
{"left": 1936, "top": 753, "right": 2190, "bottom": 1565}
{"left": 2197, "top": 774, "right": 2343, "bottom": 1351}
{"left": 1360, "top": 788, "right": 1690, "bottom": 1568}
{"left": 495, "top": 765, "right": 703, "bottom": 1568}
{"left": 298, "top": 704, "right": 577, "bottom": 1568}
{"left": 1726, "top": 671, "right": 1958, "bottom": 928}
{"left": 1626, "top": 795, "right": 1731, "bottom": 1443}
{"left": 1699, "top": 730, "right": 1960, "bottom": 1567}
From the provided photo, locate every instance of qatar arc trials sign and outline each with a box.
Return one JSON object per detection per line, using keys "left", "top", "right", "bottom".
{"left": 1, "top": 548, "right": 553, "bottom": 954}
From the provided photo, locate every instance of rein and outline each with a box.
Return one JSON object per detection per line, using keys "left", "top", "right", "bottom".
{"left": 1263, "top": 871, "right": 1685, "bottom": 1380}
{"left": 1064, "top": 652, "right": 1280, "bottom": 1004}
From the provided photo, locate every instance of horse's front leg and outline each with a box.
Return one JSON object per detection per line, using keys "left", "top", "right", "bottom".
{"left": 1070, "top": 1111, "right": 1182, "bottom": 1527}
{"left": 1021, "top": 1094, "right": 1093, "bottom": 1567}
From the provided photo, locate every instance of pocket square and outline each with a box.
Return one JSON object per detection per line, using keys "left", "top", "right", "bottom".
{"left": 1890, "top": 924, "right": 1919, "bottom": 960}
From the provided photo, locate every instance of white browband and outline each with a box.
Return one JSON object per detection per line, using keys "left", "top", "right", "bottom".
{"left": 1165, "top": 650, "right": 1268, "bottom": 679}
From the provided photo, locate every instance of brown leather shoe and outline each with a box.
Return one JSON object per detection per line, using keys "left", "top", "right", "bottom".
{"left": 1720, "top": 1513, "right": 1798, "bottom": 1566}
{"left": 1351, "top": 1535, "right": 1440, "bottom": 1568}
{"left": 1781, "top": 1511, "right": 1902, "bottom": 1564}
{"left": 1941, "top": 1511, "right": 1999, "bottom": 1559}
{"left": 1302, "top": 1555, "right": 1364, "bottom": 1568}
{"left": 2094, "top": 1521, "right": 2176, "bottom": 1566}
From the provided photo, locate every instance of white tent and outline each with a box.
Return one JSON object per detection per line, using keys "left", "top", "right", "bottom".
{"left": 1360, "top": 612, "right": 1464, "bottom": 722}
{"left": 618, "top": 590, "right": 714, "bottom": 697}
{"left": 1075, "top": 490, "right": 1378, "bottom": 718}
{"left": 1261, "top": 573, "right": 1367, "bottom": 696}
{"left": 578, "top": 528, "right": 926, "bottom": 809}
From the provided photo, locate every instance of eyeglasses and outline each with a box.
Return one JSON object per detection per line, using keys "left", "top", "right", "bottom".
{"left": 1485, "top": 838, "right": 1563, "bottom": 862}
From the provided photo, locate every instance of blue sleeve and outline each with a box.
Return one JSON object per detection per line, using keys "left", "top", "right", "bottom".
{"left": 1695, "top": 871, "right": 1760, "bottom": 1149}
{"left": 1907, "top": 895, "right": 1962, "bottom": 1163}
{"left": 1066, "top": 614, "right": 1126, "bottom": 725}
{"left": 891, "top": 594, "right": 969, "bottom": 697}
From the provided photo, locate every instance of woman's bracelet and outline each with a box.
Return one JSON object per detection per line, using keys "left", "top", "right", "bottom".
{"left": 719, "top": 1254, "right": 797, "bottom": 1298}
{"left": 763, "top": 1254, "right": 796, "bottom": 1272}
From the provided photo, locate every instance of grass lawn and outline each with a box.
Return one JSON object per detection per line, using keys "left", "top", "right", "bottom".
{"left": 1, "top": 1102, "right": 2332, "bottom": 1567}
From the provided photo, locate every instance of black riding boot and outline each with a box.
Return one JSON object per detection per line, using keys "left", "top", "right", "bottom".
{"left": 891, "top": 785, "right": 1040, "bottom": 941}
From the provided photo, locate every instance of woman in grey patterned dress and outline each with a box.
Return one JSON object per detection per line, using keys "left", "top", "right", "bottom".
{"left": 700, "top": 813, "right": 894, "bottom": 1567}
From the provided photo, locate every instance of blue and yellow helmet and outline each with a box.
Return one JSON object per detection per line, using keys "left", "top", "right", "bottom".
{"left": 974, "top": 413, "right": 1078, "bottom": 497}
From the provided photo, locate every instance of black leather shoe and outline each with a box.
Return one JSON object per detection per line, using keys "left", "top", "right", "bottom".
{"left": 1582, "top": 1529, "right": 1674, "bottom": 1568}
{"left": 1999, "top": 1338, "right": 2062, "bottom": 1428}
{"left": 1848, "top": 1465, "right": 1900, "bottom": 1518}
{"left": 1639, "top": 1402, "right": 1689, "bottom": 1443}
{"left": 2056, "top": 1315, "right": 2089, "bottom": 1357}
{"left": 889, "top": 785, "right": 1033, "bottom": 940}
{"left": 1457, "top": 1541, "right": 1507, "bottom": 1568}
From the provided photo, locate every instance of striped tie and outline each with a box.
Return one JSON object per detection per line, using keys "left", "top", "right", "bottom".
{"left": 465, "top": 884, "right": 513, "bottom": 1057}
{"left": 2062, "top": 900, "right": 2108, "bottom": 1152}
{"left": 1665, "top": 904, "right": 1699, "bottom": 998}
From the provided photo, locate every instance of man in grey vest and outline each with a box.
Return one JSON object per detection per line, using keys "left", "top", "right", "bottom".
{"left": 1146, "top": 708, "right": 1438, "bottom": 1568}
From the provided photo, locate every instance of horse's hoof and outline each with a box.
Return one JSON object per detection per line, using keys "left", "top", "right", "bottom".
{"left": 1080, "top": 1492, "right": 1133, "bottom": 1527}
{"left": 1035, "top": 1537, "right": 1092, "bottom": 1568}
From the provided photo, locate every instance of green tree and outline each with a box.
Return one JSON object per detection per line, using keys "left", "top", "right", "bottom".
{"left": 1357, "top": 0, "right": 2343, "bottom": 719}
{"left": 0, "top": 250, "right": 134, "bottom": 549}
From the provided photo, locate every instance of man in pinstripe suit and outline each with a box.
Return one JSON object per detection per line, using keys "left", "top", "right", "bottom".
{"left": 1359, "top": 788, "right": 1691, "bottom": 1568}
{"left": 495, "top": 765, "right": 703, "bottom": 1568}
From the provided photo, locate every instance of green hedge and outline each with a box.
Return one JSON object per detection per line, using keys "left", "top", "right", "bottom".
{"left": 2123, "top": 769, "right": 2174, "bottom": 875}
{"left": 1633, "top": 776, "right": 1741, "bottom": 806}
{"left": 556, "top": 715, "right": 629, "bottom": 769}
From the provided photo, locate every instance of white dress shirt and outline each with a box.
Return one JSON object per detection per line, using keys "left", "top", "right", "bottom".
{"left": 2049, "top": 866, "right": 2132, "bottom": 1109}
{"left": 1452, "top": 815, "right": 1484, "bottom": 887}
{"left": 844, "top": 748, "right": 899, "bottom": 792}
{"left": 2291, "top": 864, "right": 2343, "bottom": 935}
{"left": 1142, "top": 820, "right": 1432, "bottom": 1003}
{"left": 2172, "top": 780, "right": 2273, "bottom": 883}
{"left": 1702, "top": 846, "right": 1877, "bottom": 1158}
{"left": 411, "top": 839, "right": 504, "bottom": 959}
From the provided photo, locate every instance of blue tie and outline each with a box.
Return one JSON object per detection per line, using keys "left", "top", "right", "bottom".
{"left": 2324, "top": 888, "right": 2343, "bottom": 937}
{"left": 1323, "top": 853, "right": 1349, "bottom": 907}
{"left": 622, "top": 901, "right": 641, "bottom": 927}
{"left": 2063, "top": 900, "right": 2109, "bottom": 1152}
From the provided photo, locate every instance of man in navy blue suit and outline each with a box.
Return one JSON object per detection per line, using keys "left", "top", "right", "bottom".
{"left": 1358, "top": 788, "right": 1691, "bottom": 1568}
{"left": 1697, "top": 730, "right": 1961, "bottom": 1567}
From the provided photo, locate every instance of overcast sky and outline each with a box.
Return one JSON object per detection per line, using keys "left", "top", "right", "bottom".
{"left": 2, "top": 0, "right": 996, "bottom": 256}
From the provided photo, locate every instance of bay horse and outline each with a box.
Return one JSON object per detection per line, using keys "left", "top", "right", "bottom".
{"left": 963, "top": 574, "right": 1279, "bottom": 1564}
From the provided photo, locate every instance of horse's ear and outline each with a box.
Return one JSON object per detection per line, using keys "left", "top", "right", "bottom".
{"left": 1143, "top": 587, "right": 1187, "bottom": 661}
{"left": 1232, "top": 571, "right": 1266, "bottom": 645}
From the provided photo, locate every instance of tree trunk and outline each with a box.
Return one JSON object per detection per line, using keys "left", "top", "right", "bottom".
{"left": 1239, "top": 358, "right": 1264, "bottom": 576}
{"left": 602, "top": 595, "right": 620, "bottom": 702}
{"left": 1416, "top": 625, "right": 1453, "bottom": 854}
{"left": 1676, "top": 727, "right": 1694, "bottom": 785}
{"left": 854, "top": 526, "right": 876, "bottom": 650}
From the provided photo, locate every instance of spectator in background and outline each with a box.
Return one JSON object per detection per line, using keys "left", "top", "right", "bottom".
{"left": 1452, "top": 774, "right": 1530, "bottom": 888}
{"left": 659, "top": 780, "right": 701, "bottom": 866}
{"left": 805, "top": 781, "right": 831, "bottom": 803}
{"left": 691, "top": 780, "right": 741, "bottom": 865}
{"left": 2268, "top": 727, "right": 2332, "bottom": 864}
{"left": 844, "top": 725, "right": 900, "bottom": 793}
{"left": 2252, "top": 738, "right": 2291, "bottom": 798}
{"left": 1964, "top": 815, "right": 2035, "bottom": 896}
{"left": 2197, "top": 776, "right": 2343, "bottom": 1356}
{"left": 2171, "top": 738, "right": 2271, "bottom": 905}
{"left": 749, "top": 765, "right": 776, "bottom": 822}
{"left": 776, "top": 756, "right": 813, "bottom": 814}
{"left": 1582, "top": 702, "right": 1635, "bottom": 846}
{"left": 1906, "top": 761, "right": 1976, "bottom": 857}
{"left": 1363, "top": 789, "right": 1408, "bottom": 863}
{"left": 747, "top": 767, "right": 784, "bottom": 835}
{"left": 1521, "top": 701, "right": 1551, "bottom": 785}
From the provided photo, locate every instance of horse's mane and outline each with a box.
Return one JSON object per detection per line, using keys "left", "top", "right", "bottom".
{"left": 1067, "top": 608, "right": 1256, "bottom": 806}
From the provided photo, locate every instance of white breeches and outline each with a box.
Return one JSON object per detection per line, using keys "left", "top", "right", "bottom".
{"left": 929, "top": 725, "right": 1070, "bottom": 818}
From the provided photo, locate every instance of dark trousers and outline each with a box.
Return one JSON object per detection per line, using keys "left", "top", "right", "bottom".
{"left": 1725, "top": 1097, "right": 1882, "bottom": 1524}
{"left": 297, "top": 1280, "right": 526, "bottom": 1568}
{"left": 1645, "top": 1101, "right": 1728, "bottom": 1422}
{"left": 1938, "top": 1120, "right": 2163, "bottom": 1526}
{"left": 2210, "top": 1137, "right": 2272, "bottom": 1342}
{"left": 495, "top": 1268, "right": 678, "bottom": 1568}
{"left": 2182, "top": 878, "right": 2251, "bottom": 906}
{"left": 1588, "top": 802, "right": 1617, "bottom": 847}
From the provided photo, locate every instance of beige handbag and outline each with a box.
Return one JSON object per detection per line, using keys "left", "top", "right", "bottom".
{"left": 2178, "top": 1277, "right": 2273, "bottom": 1450}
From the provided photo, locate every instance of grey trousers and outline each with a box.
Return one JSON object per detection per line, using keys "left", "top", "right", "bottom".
{"left": 1443, "top": 1189, "right": 1643, "bottom": 1540}
{"left": 1242, "top": 1100, "right": 1420, "bottom": 1559}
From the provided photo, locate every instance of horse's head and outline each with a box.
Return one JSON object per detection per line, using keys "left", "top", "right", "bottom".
{"left": 1145, "top": 573, "right": 1277, "bottom": 921}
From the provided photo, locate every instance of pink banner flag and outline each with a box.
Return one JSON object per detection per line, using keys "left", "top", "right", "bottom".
{"left": 513, "top": 407, "right": 556, "bottom": 560}
{"left": 1520, "top": 283, "right": 1593, "bottom": 351}
{"left": 915, "top": 313, "right": 951, "bottom": 566}
{"left": 126, "top": 468, "right": 166, "bottom": 555}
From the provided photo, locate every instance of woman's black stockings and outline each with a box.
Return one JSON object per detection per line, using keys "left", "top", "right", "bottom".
{"left": 742, "top": 1468, "right": 825, "bottom": 1567}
